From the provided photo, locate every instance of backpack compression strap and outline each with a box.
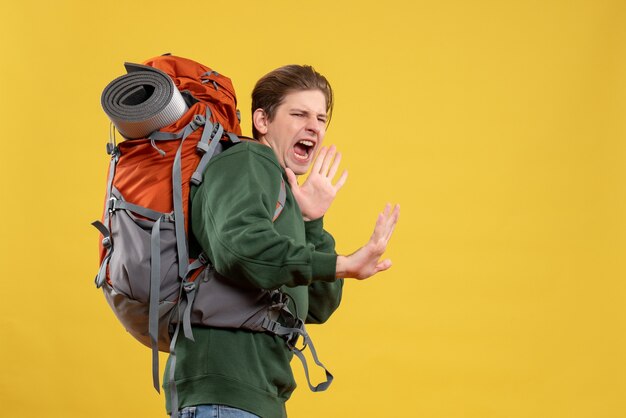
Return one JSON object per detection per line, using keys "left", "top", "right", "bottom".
{"left": 261, "top": 317, "right": 334, "bottom": 392}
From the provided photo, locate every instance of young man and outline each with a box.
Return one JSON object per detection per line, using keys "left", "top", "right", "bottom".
{"left": 165, "top": 65, "right": 400, "bottom": 418}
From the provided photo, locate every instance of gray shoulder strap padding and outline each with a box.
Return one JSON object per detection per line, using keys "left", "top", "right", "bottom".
{"left": 273, "top": 179, "right": 286, "bottom": 221}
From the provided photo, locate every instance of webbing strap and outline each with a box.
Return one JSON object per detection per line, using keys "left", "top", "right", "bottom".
{"left": 104, "top": 148, "right": 118, "bottom": 206}
{"left": 91, "top": 220, "right": 111, "bottom": 244}
{"left": 91, "top": 221, "right": 112, "bottom": 288}
{"left": 172, "top": 138, "right": 190, "bottom": 280}
{"left": 149, "top": 215, "right": 165, "bottom": 392}
{"left": 273, "top": 179, "right": 287, "bottom": 221}
{"left": 181, "top": 281, "right": 197, "bottom": 342}
{"left": 178, "top": 258, "right": 206, "bottom": 341}
{"left": 262, "top": 318, "right": 333, "bottom": 392}
{"left": 148, "top": 122, "right": 197, "bottom": 142}
{"left": 93, "top": 150, "right": 118, "bottom": 289}
{"left": 186, "top": 258, "right": 205, "bottom": 274}
{"left": 226, "top": 132, "right": 240, "bottom": 144}
{"left": 292, "top": 337, "right": 334, "bottom": 392}
{"left": 191, "top": 122, "right": 224, "bottom": 186}
{"left": 196, "top": 107, "right": 214, "bottom": 150}
{"left": 168, "top": 301, "right": 183, "bottom": 418}
{"left": 109, "top": 199, "right": 166, "bottom": 222}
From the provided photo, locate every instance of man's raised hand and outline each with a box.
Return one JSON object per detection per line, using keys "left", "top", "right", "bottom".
{"left": 336, "top": 204, "right": 401, "bottom": 279}
{"left": 285, "top": 145, "right": 348, "bottom": 221}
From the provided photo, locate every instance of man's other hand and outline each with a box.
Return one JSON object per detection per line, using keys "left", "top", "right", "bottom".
{"left": 336, "top": 204, "right": 401, "bottom": 279}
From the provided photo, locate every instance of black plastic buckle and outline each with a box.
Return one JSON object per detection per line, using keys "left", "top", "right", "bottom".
{"left": 107, "top": 197, "right": 117, "bottom": 213}
{"left": 106, "top": 142, "right": 119, "bottom": 156}
{"left": 198, "top": 253, "right": 209, "bottom": 265}
{"left": 210, "top": 123, "right": 223, "bottom": 141}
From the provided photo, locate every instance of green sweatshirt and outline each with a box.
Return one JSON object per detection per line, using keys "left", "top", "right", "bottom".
{"left": 164, "top": 141, "right": 343, "bottom": 418}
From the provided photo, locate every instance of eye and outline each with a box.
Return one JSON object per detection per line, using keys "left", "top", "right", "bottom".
{"left": 291, "top": 113, "right": 305, "bottom": 117}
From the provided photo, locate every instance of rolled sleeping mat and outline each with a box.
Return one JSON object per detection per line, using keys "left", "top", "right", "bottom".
{"left": 101, "top": 63, "right": 188, "bottom": 140}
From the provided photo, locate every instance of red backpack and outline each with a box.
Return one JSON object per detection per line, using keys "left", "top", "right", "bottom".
{"left": 93, "top": 55, "right": 330, "bottom": 416}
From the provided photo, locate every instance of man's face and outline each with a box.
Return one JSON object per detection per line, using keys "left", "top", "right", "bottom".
{"left": 256, "top": 89, "right": 327, "bottom": 175}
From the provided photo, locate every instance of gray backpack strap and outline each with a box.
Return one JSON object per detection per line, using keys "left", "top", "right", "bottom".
{"left": 179, "top": 256, "right": 207, "bottom": 341}
{"left": 108, "top": 198, "right": 165, "bottom": 221}
{"left": 166, "top": 254, "right": 206, "bottom": 418}
{"left": 91, "top": 220, "right": 112, "bottom": 288}
{"left": 191, "top": 122, "right": 224, "bottom": 186}
{"left": 291, "top": 332, "right": 334, "bottom": 392}
{"left": 172, "top": 138, "right": 190, "bottom": 280}
{"left": 181, "top": 280, "right": 197, "bottom": 342}
{"left": 167, "top": 295, "right": 185, "bottom": 418}
{"left": 148, "top": 113, "right": 205, "bottom": 142}
{"left": 148, "top": 214, "right": 167, "bottom": 392}
{"left": 262, "top": 317, "right": 333, "bottom": 392}
{"left": 147, "top": 128, "right": 194, "bottom": 392}
{"left": 273, "top": 178, "right": 286, "bottom": 221}
{"left": 226, "top": 132, "right": 240, "bottom": 144}
{"left": 147, "top": 112, "right": 206, "bottom": 393}
{"left": 92, "top": 139, "right": 119, "bottom": 288}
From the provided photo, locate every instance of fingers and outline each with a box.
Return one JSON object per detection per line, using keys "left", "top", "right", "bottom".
{"left": 375, "top": 259, "right": 392, "bottom": 273}
{"left": 320, "top": 145, "right": 336, "bottom": 175}
{"left": 371, "top": 212, "right": 383, "bottom": 240}
{"left": 326, "top": 148, "right": 341, "bottom": 178}
{"left": 334, "top": 170, "right": 348, "bottom": 191}
{"left": 370, "top": 203, "right": 400, "bottom": 248}
{"left": 314, "top": 145, "right": 344, "bottom": 180}
{"left": 312, "top": 146, "right": 328, "bottom": 173}
{"left": 384, "top": 204, "right": 400, "bottom": 242}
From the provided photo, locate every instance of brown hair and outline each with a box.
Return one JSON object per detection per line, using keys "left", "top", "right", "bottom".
{"left": 251, "top": 65, "right": 333, "bottom": 139}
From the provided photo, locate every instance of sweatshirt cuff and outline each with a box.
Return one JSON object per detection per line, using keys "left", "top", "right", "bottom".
{"left": 304, "top": 217, "right": 324, "bottom": 241}
{"left": 311, "top": 251, "right": 337, "bottom": 282}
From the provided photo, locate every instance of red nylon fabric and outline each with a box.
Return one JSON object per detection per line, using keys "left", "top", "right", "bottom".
{"left": 98, "top": 55, "right": 242, "bottom": 266}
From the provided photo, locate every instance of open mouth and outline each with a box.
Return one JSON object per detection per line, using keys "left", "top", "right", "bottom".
{"left": 293, "top": 139, "right": 315, "bottom": 161}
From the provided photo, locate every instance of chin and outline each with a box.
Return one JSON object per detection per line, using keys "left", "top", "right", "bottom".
{"left": 288, "top": 165, "right": 309, "bottom": 176}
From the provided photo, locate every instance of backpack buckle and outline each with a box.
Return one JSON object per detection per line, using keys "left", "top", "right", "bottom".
{"left": 183, "top": 281, "right": 196, "bottom": 293}
{"left": 107, "top": 197, "right": 117, "bottom": 213}
{"left": 286, "top": 318, "right": 306, "bottom": 350}
{"left": 190, "top": 114, "right": 206, "bottom": 130}
{"left": 262, "top": 318, "right": 281, "bottom": 334}
{"left": 106, "top": 142, "right": 119, "bottom": 156}
{"left": 198, "top": 253, "right": 209, "bottom": 265}
{"left": 102, "top": 236, "right": 112, "bottom": 249}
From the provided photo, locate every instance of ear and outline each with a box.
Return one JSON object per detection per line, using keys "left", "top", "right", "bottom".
{"left": 253, "top": 108, "right": 269, "bottom": 136}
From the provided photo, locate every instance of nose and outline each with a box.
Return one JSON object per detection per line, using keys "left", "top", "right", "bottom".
{"left": 304, "top": 115, "right": 322, "bottom": 137}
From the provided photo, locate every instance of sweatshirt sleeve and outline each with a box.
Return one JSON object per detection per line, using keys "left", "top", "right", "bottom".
{"left": 191, "top": 143, "right": 337, "bottom": 290}
{"left": 304, "top": 217, "right": 344, "bottom": 324}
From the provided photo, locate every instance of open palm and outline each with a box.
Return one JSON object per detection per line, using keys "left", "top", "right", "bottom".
{"left": 286, "top": 145, "right": 348, "bottom": 221}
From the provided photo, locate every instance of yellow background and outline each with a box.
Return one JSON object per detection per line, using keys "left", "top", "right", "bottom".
{"left": 1, "top": 0, "right": 624, "bottom": 417}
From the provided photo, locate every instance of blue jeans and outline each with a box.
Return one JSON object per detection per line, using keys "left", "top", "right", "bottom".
{"left": 175, "top": 405, "right": 260, "bottom": 418}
